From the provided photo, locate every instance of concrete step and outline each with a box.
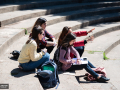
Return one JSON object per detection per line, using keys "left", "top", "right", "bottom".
{"left": 3, "top": 6, "right": 120, "bottom": 32}
{"left": 0, "top": 32, "right": 115, "bottom": 90}
{"left": 46, "top": 12, "right": 120, "bottom": 39}
{"left": 74, "top": 22, "right": 120, "bottom": 55}
{"left": 0, "top": 31, "right": 119, "bottom": 90}
{"left": 82, "top": 30, "right": 120, "bottom": 57}
{"left": 0, "top": 3, "right": 84, "bottom": 27}
{"left": 0, "top": 0, "right": 78, "bottom": 14}
{"left": 75, "top": 22, "right": 120, "bottom": 41}
{"left": 1, "top": 1, "right": 120, "bottom": 27}
{"left": 0, "top": 0, "right": 54, "bottom": 5}
{"left": 104, "top": 38, "right": 120, "bottom": 55}
{"left": 0, "top": 28, "right": 24, "bottom": 56}
{"left": 106, "top": 44, "right": 120, "bottom": 60}
{"left": 1, "top": 12, "right": 120, "bottom": 57}
{"left": 82, "top": 0, "right": 120, "bottom": 2}
{"left": 0, "top": 35, "right": 44, "bottom": 90}
{"left": 0, "top": 34, "right": 84, "bottom": 90}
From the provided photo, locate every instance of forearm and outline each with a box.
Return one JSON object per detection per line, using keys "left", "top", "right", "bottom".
{"left": 59, "top": 58, "right": 72, "bottom": 64}
{"left": 52, "top": 38, "right": 56, "bottom": 42}
{"left": 30, "top": 49, "right": 45, "bottom": 61}
{"left": 73, "top": 40, "right": 85, "bottom": 47}
{"left": 70, "top": 46, "right": 81, "bottom": 59}
{"left": 73, "top": 31, "right": 87, "bottom": 37}
{"left": 46, "top": 41, "right": 54, "bottom": 47}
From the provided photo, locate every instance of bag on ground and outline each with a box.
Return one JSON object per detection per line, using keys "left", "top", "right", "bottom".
{"left": 10, "top": 50, "right": 20, "bottom": 59}
{"left": 36, "top": 60, "right": 60, "bottom": 89}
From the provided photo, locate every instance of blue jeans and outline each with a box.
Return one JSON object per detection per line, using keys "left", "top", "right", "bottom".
{"left": 88, "top": 60, "right": 96, "bottom": 68}
{"left": 74, "top": 46, "right": 84, "bottom": 57}
{"left": 67, "top": 61, "right": 98, "bottom": 79}
{"left": 20, "top": 53, "right": 50, "bottom": 71}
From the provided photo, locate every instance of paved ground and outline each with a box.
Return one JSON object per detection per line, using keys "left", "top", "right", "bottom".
{"left": 0, "top": 33, "right": 120, "bottom": 90}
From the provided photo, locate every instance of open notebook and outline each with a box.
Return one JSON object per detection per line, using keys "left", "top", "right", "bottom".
{"left": 72, "top": 57, "right": 88, "bottom": 65}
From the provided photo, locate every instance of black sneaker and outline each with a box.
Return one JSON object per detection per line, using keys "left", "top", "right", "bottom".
{"left": 97, "top": 76, "right": 110, "bottom": 82}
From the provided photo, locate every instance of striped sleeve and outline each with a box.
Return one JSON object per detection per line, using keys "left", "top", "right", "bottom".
{"left": 45, "top": 30, "right": 54, "bottom": 39}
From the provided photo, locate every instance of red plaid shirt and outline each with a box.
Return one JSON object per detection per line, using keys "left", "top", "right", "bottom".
{"left": 30, "top": 30, "right": 54, "bottom": 46}
{"left": 39, "top": 30, "right": 54, "bottom": 46}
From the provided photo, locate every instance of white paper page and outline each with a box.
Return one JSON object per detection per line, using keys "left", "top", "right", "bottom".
{"left": 72, "top": 58, "right": 88, "bottom": 65}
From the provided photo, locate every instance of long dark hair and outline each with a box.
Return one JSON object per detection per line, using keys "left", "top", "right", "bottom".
{"left": 26, "top": 27, "right": 43, "bottom": 48}
{"left": 31, "top": 17, "right": 47, "bottom": 32}
{"left": 61, "top": 33, "right": 76, "bottom": 47}
{"left": 58, "top": 26, "right": 71, "bottom": 47}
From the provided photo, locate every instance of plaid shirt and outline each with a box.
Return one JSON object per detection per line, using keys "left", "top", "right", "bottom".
{"left": 39, "top": 30, "right": 54, "bottom": 46}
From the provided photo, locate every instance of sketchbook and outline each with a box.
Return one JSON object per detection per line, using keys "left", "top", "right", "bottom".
{"left": 72, "top": 57, "right": 88, "bottom": 65}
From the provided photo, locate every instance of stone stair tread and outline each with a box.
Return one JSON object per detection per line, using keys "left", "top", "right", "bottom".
{"left": 0, "top": 34, "right": 43, "bottom": 89}
{"left": 84, "top": 30, "right": 120, "bottom": 51}
{"left": 0, "top": 0, "right": 75, "bottom": 14}
{"left": 0, "top": 3, "right": 82, "bottom": 26}
{"left": 1, "top": 1, "right": 120, "bottom": 27}
{"left": 75, "top": 22, "right": 120, "bottom": 41}
{"left": 0, "top": 0, "right": 119, "bottom": 9}
{"left": 1, "top": 12, "right": 120, "bottom": 56}
{"left": 0, "top": 0, "right": 72, "bottom": 6}
{"left": 4, "top": 6, "right": 120, "bottom": 29}
{"left": 0, "top": 34, "right": 83, "bottom": 90}
{"left": 0, "top": 28, "right": 23, "bottom": 43}
{"left": 46, "top": 12, "right": 120, "bottom": 36}
{"left": 1, "top": 0, "right": 120, "bottom": 90}
{"left": 0, "top": 2, "right": 81, "bottom": 20}
{"left": 106, "top": 44, "right": 120, "bottom": 59}
{"left": 1, "top": 1, "right": 120, "bottom": 24}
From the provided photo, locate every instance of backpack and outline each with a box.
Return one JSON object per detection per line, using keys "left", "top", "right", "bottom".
{"left": 36, "top": 60, "right": 60, "bottom": 89}
{"left": 53, "top": 47, "right": 67, "bottom": 70}
{"left": 10, "top": 50, "right": 20, "bottom": 59}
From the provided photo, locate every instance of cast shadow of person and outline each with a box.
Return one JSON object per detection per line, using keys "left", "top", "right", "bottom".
{"left": 75, "top": 76, "right": 108, "bottom": 83}
{"left": 10, "top": 56, "right": 37, "bottom": 78}
{"left": 10, "top": 68, "right": 36, "bottom": 78}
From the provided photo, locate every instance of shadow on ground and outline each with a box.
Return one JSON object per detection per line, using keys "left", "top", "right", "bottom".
{"left": 75, "top": 76, "right": 108, "bottom": 83}
{"left": 11, "top": 68, "right": 35, "bottom": 77}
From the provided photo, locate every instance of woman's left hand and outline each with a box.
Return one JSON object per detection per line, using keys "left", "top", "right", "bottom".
{"left": 87, "top": 28, "right": 95, "bottom": 33}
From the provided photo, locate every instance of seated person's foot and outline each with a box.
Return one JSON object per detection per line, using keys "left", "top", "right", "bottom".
{"left": 18, "top": 65, "right": 23, "bottom": 69}
{"left": 97, "top": 76, "right": 110, "bottom": 82}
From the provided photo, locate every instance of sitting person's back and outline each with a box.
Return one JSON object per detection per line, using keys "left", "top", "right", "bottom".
{"left": 18, "top": 27, "right": 50, "bottom": 71}
{"left": 59, "top": 46, "right": 80, "bottom": 71}
{"left": 18, "top": 39, "right": 44, "bottom": 63}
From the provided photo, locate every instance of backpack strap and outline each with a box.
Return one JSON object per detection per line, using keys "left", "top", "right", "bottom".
{"left": 60, "top": 46, "right": 68, "bottom": 58}
{"left": 49, "top": 61, "right": 60, "bottom": 89}
{"left": 55, "top": 63, "right": 60, "bottom": 89}
{"left": 55, "top": 72, "right": 60, "bottom": 89}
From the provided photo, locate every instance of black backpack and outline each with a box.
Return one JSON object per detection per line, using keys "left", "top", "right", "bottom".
{"left": 36, "top": 60, "right": 60, "bottom": 89}
{"left": 10, "top": 50, "right": 20, "bottom": 59}
{"left": 53, "top": 47, "right": 67, "bottom": 70}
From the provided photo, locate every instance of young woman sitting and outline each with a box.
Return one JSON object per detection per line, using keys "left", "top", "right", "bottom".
{"left": 59, "top": 33, "right": 110, "bottom": 82}
{"left": 58, "top": 26, "right": 94, "bottom": 57}
{"left": 30, "top": 18, "right": 57, "bottom": 54}
{"left": 18, "top": 27, "right": 50, "bottom": 71}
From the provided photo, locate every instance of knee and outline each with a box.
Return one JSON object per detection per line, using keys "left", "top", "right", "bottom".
{"left": 75, "top": 46, "right": 84, "bottom": 51}
{"left": 44, "top": 53, "right": 50, "bottom": 60}
{"left": 83, "top": 64, "right": 88, "bottom": 68}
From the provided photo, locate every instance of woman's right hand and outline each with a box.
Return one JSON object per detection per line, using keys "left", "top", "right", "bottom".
{"left": 53, "top": 41, "right": 57, "bottom": 46}
{"left": 42, "top": 48, "right": 47, "bottom": 54}
{"left": 77, "top": 60, "right": 82, "bottom": 64}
